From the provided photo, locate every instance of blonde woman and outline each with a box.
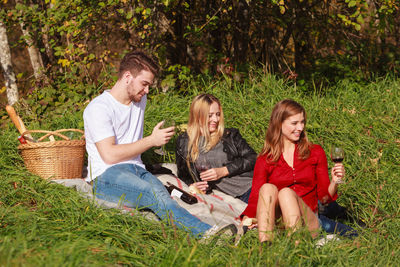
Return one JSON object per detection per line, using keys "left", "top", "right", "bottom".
{"left": 175, "top": 94, "right": 256, "bottom": 203}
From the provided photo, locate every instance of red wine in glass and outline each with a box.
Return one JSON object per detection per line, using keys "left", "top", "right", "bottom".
{"left": 195, "top": 157, "right": 210, "bottom": 173}
{"left": 331, "top": 146, "right": 345, "bottom": 184}
{"left": 196, "top": 164, "right": 209, "bottom": 172}
{"left": 194, "top": 157, "right": 213, "bottom": 194}
{"left": 332, "top": 157, "right": 344, "bottom": 163}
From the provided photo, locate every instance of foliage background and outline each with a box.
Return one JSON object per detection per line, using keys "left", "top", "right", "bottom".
{"left": 0, "top": 0, "right": 400, "bottom": 265}
{"left": 1, "top": 0, "right": 400, "bottom": 109}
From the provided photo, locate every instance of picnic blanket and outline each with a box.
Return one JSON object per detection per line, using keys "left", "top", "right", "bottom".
{"left": 52, "top": 163, "right": 247, "bottom": 227}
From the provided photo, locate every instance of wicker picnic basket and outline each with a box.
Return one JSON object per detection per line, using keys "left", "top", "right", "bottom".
{"left": 18, "top": 129, "right": 85, "bottom": 179}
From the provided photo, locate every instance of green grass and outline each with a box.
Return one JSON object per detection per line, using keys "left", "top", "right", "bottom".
{"left": 1, "top": 73, "right": 400, "bottom": 266}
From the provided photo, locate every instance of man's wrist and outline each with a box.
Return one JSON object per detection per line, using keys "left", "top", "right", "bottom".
{"left": 143, "top": 134, "right": 156, "bottom": 148}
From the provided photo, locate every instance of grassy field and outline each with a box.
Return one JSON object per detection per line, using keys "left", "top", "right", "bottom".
{"left": 1, "top": 73, "right": 399, "bottom": 266}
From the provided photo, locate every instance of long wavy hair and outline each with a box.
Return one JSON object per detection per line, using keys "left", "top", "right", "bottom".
{"left": 260, "top": 99, "right": 312, "bottom": 162}
{"left": 186, "top": 94, "right": 225, "bottom": 162}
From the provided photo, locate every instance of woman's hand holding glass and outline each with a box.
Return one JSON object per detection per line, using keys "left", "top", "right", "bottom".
{"left": 199, "top": 167, "right": 229, "bottom": 181}
{"left": 331, "top": 163, "right": 345, "bottom": 184}
{"left": 331, "top": 146, "right": 345, "bottom": 184}
{"left": 194, "top": 157, "right": 213, "bottom": 194}
{"left": 190, "top": 181, "right": 209, "bottom": 194}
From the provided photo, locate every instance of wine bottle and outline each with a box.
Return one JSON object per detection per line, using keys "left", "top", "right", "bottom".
{"left": 18, "top": 136, "right": 27, "bottom": 144}
{"left": 165, "top": 182, "right": 198, "bottom": 205}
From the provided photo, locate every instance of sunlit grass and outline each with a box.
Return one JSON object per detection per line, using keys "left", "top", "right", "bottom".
{"left": 1, "top": 74, "right": 399, "bottom": 266}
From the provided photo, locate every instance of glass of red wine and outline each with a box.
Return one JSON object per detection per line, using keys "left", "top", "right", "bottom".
{"left": 195, "top": 156, "right": 210, "bottom": 173}
{"left": 194, "top": 156, "right": 212, "bottom": 194}
{"left": 331, "top": 146, "right": 345, "bottom": 184}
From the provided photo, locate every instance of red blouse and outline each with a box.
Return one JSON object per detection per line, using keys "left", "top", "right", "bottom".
{"left": 242, "top": 144, "right": 337, "bottom": 218}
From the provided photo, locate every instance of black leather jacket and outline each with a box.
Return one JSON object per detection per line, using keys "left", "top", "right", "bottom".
{"left": 175, "top": 128, "right": 257, "bottom": 186}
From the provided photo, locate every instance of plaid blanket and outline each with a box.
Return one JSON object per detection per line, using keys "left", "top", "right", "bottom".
{"left": 52, "top": 163, "right": 246, "bottom": 227}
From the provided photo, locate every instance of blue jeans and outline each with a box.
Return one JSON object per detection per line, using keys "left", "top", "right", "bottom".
{"left": 238, "top": 188, "right": 251, "bottom": 204}
{"left": 318, "top": 215, "right": 358, "bottom": 237}
{"left": 93, "top": 164, "right": 211, "bottom": 237}
{"left": 319, "top": 201, "right": 349, "bottom": 220}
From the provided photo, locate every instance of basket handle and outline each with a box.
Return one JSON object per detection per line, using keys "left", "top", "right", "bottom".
{"left": 21, "top": 129, "right": 85, "bottom": 142}
{"left": 53, "top": 129, "right": 85, "bottom": 140}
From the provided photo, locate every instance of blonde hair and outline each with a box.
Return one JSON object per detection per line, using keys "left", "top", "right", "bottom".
{"left": 186, "top": 94, "right": 224, "bottom": 162}
{"left": 260, "top": 99, "right": 311, "bottom": 162}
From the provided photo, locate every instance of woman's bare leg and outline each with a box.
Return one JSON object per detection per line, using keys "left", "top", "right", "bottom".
{"left": 256, "top": 183, "right": 278, "bottom": 242}
{"left": 297, "top": 197, "right": 320, "bottom": 238}
{"left": 278, "top": 187, "right": 302, "bottom": 233}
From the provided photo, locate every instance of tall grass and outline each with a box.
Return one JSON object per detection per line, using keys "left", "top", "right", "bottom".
{"left": 1, "top": 74, "right": 399, "bottom": 266}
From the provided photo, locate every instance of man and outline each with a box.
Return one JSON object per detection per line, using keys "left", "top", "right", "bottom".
{"left": 83, "top": 50, "right": 235, "bottom": 237}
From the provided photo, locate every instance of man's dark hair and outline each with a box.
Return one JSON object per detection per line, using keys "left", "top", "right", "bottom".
{"left": 118, "top": 50, "right": 159, "bottom": 79}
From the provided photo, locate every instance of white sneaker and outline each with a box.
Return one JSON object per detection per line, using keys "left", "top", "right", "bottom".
{"left": 315, "top": 234, "right": 340, "bottom": 247}
{"left": 201, "top": 223, "right": 237, "bottom": 242}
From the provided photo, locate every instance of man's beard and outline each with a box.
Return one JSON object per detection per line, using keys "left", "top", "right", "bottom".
{"left": 132, "top": 94, "right": 142, "bottom": 103}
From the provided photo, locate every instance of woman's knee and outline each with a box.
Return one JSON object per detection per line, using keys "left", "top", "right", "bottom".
{"left": 277, "top": 188, "right": 301, "bottom": 216}
{"left": 259, "top": 183, "right": 278, "bottom": 197}
{"left": 278, "top": 187, "right": 297, "bottom": 200}
{"left": 257, "top": 184, "right": 278, "bottom": 207}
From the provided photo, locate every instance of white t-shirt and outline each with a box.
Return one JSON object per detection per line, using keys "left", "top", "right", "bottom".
{"left": 83, "top": 90, "right": 146, "bottom": 181}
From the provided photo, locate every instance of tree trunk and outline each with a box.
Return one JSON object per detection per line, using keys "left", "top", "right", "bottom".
{"left": 0, "top": 21, "right": 19, "bottom": 105}
{"left": 15, "top": 0, "right": 45, "bottom": 80}
{"left": 41, "top": 1, "right": 55, "bottom": 66}
{"left": 232, "top": 0, "right": 250, "bottom": 64}
{"left": 20, "top": 23, "right": 44, "bottom": 80}
{"left": 292, "top": 0, "right": 311, "bottom": 75}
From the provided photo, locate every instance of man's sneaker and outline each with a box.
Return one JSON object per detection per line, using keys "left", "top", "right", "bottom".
{"left": 201, "top": 223, "right": 237, "bottom": 243}
{"left": 234, "top": 225, "right": 249, "bottom": 246}
{"left": 315, "top": 234, "right": 339, "bottom": 247}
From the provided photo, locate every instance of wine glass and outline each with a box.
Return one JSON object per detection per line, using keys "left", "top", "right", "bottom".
{"left": 195, "top": 156, "right": 211, "bottom": 173}
{"left": 331, "top": 146, "right": 345, "bottom": 184}
{"left": 194, "top": 156, "right": 213, "bottom": 194}
{"left": 154, "top": 119, "right": 175, "bottom": 156}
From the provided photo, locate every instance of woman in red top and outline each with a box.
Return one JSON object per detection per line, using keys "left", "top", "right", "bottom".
{"left": 241, "top": 99, "right": 345, "bottom": 243}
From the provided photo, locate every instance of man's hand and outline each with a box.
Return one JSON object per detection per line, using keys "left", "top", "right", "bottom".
{"left": 200, "top": 167, "right": 229, "bottom": 181}
{"left": 150, "top": 121, "right": 175, "bottom": 147}
{"left": 95, "top": 121, "right": 175, "bottom": 165}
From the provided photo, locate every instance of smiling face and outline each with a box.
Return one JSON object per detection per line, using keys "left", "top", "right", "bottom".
{"left": 127, "top": 70, "right": 154, "bottom": 103}
{"left": 281, "top": 112, "right": 305, "bottom": 143}
{"left": 208, "top": 101, "right": 221, "bottom": 133}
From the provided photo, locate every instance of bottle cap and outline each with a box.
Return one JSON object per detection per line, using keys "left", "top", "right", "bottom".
{"left": 18, "top": 136, "right": 27, "bottom": 144}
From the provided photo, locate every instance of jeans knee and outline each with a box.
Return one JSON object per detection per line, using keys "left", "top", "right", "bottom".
{"left": 319, "top": 215, "right": 335, "bottom": 232}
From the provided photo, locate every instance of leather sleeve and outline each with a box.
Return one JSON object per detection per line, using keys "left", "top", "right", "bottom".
{"left": 175, "top": 133, "right": 197, "bottom": 186}
{"left": 224, "top": 129, "right": 257, "bottom": 177}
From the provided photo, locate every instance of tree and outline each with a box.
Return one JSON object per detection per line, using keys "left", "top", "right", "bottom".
{"left": 15, "top": 0, "right": 45, "bottom": 81}
{"left": 0, "top": 20, "right": 19, "bottom": 105}
{"left": 1, "top": 0, "right": 399, "bottom": 100}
